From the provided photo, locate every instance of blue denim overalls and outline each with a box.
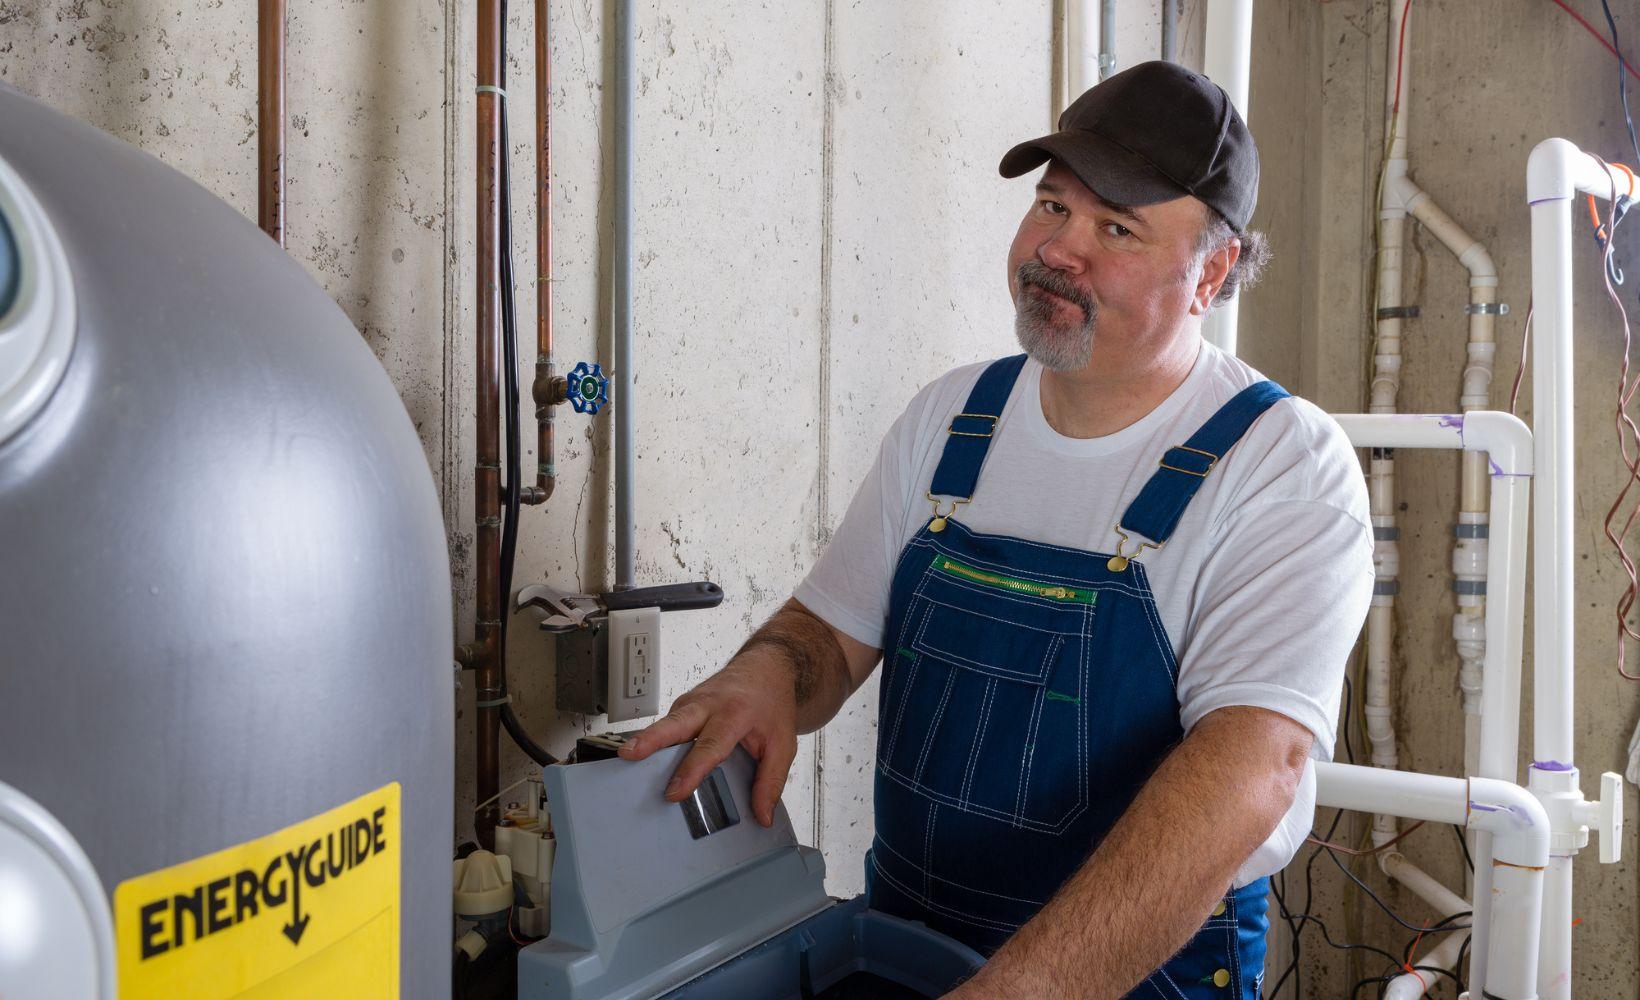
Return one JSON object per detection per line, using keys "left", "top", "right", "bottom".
{"left": 864, "top": 354, "right": 1289, "bottom": 999}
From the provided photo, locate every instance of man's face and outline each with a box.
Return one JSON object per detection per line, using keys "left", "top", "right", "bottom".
{"left": 1007, "top": 160, "right": 1225, "bottom": 373}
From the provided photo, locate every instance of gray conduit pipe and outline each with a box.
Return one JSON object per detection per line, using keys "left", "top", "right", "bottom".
{"left": 1161, "top": 0, "right": 1177, "bottom": 63}
{"left": 613, "top": 0, "right": 636, "bottom": 590}
{"left": 1099, "top": 0, "right": 1116, "bottom": 79}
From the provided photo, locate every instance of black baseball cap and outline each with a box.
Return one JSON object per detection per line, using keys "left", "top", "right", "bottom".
{"left": 999, "top": 61, "right": 1259, "bottom": 232}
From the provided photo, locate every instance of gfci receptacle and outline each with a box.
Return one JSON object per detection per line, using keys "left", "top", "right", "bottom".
{"left": 606, "top": 607, "right": 660, "bottom": 723}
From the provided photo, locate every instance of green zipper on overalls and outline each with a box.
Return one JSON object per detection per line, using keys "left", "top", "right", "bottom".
{"left": 932, "top": 556, "right": 1096, "bottom": 605}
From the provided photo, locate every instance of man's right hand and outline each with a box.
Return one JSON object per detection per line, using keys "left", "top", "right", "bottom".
{"left": 618, "top": 648, "right": 799, "bottom": 828}
{"left": 616, "top": 597, "right": 880, "bottom": 829}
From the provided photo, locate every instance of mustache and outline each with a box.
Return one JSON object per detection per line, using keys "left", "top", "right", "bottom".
{"left": 1016, "top": 261, "right": 1094, "bottom": 316}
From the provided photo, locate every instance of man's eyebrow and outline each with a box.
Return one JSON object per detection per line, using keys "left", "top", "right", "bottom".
{"left": 1091, "top": 193, "right": 1145, "bottom": 225}
{"left": 1033, "top": 181, "right": 1146, "bottom": 226}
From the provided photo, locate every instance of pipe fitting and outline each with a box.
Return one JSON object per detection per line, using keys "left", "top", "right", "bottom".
{"left": 1527, "top": 764, "right": 1592, "bottom": 855}
{"left": 1470, "top": 775, "right": 1551, "bottom": 867}
{"left": 1527, "top": 136, "right": 1630, "bottom": 204}
{"left": 534, "top": 372, "right": 567, "bottom": 408}
{"left": 1459, "top": 410, "right": 1533, "bottom": 476}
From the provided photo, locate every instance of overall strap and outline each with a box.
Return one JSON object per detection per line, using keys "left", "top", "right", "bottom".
{"left": 928, "top": 354, "right": 1029, "bottom": 500}
{"left": 1117, "top": 380, "right": 1291, "bottom": 549}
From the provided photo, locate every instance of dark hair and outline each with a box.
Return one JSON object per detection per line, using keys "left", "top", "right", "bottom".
{"left": 1196, "top": 211, "right": 1271, "bottom": 306}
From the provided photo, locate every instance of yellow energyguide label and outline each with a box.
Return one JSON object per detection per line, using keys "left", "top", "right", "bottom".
{"left": 114, "top": 782, "right": 400, "bottom": 999}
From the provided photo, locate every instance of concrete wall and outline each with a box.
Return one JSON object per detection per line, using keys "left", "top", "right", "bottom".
{"left": 1284, "top": 1, "right": 1640, "bottom": 995}
{"left": 20, "top": 0, "right": 1639, "bottom": 993}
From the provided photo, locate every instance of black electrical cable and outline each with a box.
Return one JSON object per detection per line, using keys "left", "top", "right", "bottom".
{"left": 1321, "top": 844, "right": 1471, "bottom": 935}
{"left": 1602, "top": 0, "right": 1640, "bottom": 168}
{"left": 495, "top": 0, "right": 557, "bottom": 768}
{"left": 1270, "top": 901, "right": 1404, "bottom": 968}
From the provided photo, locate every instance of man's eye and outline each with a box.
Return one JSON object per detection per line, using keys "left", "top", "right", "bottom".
{"left": 1040, "top": 200, "right": 1066, "bottom": 215}
{"left": 1105, "top": 222, "right": 1133, "bottom": 238}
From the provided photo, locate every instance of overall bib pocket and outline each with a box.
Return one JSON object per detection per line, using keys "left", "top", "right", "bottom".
{"left": 879, "top": 554, "right": 1095, "bottom": 833}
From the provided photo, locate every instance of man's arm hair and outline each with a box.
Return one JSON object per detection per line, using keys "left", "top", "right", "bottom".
{"left": 735, "top": 598, "right": 881, "bottom": 733}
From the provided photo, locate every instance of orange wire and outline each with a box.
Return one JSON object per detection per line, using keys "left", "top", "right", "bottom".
{"left": 1400, "top": 927, "right": 1430, "bottom": 989}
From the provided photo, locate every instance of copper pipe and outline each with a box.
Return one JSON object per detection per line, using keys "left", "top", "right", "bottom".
{"left": 474, "top": 0, "right": 504, "bottom": 850}
{"left": 257, "top": 0, "right": 286, "bottom": 245}
{"left": 525, "top": 0, "right": 562, "bottom": 507}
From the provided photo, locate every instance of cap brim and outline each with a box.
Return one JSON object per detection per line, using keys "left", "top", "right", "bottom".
{"left": 999, "top": 130, "right": 1189, "bottom": 209}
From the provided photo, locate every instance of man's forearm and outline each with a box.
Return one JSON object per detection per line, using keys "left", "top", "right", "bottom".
{"left": 734, "top": 600, "right": 858, "bottom": 733}
{"left": 960, "top": 708, "right": 1310, "bottom": 998}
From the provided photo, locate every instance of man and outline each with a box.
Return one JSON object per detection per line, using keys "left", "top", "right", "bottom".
{"left": 620, "top": 61, "right": 1372, "bottom": 998}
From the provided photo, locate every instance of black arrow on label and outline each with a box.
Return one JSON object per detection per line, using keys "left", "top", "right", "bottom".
{"left": 282, "top": 865, "right": 309, "bottom": 946}
{"left": 282, "top": 912, "right": 310, "bottom": 946}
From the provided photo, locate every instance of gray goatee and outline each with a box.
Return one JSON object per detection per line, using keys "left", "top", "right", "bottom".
{"left": 1013, "top": 260, "right": 1097, "bottom": 372}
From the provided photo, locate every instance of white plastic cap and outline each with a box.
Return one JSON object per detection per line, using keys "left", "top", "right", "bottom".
{"left": 452, "top": 849, "right": 513, "bottom": 917}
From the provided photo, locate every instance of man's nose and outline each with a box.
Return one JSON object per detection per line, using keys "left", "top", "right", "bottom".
{"left": 1036, "top": 232, "right": 1086, "bottom": 276}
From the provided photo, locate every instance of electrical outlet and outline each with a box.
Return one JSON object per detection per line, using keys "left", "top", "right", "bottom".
{"left": 606, "top": 607, "right": 660, "bottom": 722}
{"left": 625, "top": 633, "right": 651, "bottom": 698}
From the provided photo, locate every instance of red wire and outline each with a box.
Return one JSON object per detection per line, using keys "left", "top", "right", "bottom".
{"left": 1548, "top": 0, "right": 1640, "bottom": 84}
{"left": 1391, "top": 0, "right": 1414, "bottom": 113}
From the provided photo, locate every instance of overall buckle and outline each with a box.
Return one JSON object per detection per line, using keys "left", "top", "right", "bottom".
{"left": 1157, "top": 444, "right": 1219, "bottom": 478}
{"left": 927, "top": 493, "right": 970, "bottom": 533}
{"left": 1107, "top": 526, "right": 1163, "bottom": 572}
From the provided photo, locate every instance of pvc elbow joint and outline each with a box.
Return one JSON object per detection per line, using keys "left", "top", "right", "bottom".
{"left": 1459, "top": 411, "right": 1533, "bottom": 477}
{"left": 1468, "top": 776, "right": 1551, "bottom": 868}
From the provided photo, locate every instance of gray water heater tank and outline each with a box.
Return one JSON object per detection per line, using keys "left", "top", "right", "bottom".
{"left": 0, "top": 84, "right": 453, "bottom": 998}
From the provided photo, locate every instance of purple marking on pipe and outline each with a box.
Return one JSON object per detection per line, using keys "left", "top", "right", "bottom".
{"left": 1489, "top": 458, "right": 1504, "bottom": 477}
{"left": 1469, "top": 800, "right": 1538, "bottom": 826}
{"left": 1533, "top": 759, "right": 1574, "bottom": 772}
{"left": 1528, "top": 196, "right": 1571, "bottom": 206}
{"left": 1437, "top": 414, "right": 1465, "bottom": 429}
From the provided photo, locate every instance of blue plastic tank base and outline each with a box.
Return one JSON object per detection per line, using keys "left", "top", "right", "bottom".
{"left": 661, "top": 895, "right": 983, "bottom": 1000}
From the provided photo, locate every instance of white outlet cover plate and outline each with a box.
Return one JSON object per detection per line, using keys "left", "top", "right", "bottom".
{"left": 606, "top": 606, "right": 660, "bottom": 723}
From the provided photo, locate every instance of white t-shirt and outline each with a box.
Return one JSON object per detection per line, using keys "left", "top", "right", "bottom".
{"left": 795, "top": 342, "right": 1374, "bottom": 887}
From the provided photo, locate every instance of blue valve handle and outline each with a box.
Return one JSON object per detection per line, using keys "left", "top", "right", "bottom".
{"left": 567, "top": 361, "right": 609, "bottom": 415}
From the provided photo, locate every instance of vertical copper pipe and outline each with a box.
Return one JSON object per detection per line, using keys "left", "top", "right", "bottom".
{"left": 257, "top": 0, "right": 286, "bottom": 245}
{"left": 474, "top": 0, "right": 504, "bottom": 849}
{"left": 529, "top": 0, "right": 560, "bottom": 505}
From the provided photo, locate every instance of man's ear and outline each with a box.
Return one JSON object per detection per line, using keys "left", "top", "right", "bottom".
{"left": 1191, "top": 238, "right": 1240, "bottom": 315}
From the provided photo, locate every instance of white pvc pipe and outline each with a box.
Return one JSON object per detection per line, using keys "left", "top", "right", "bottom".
{"left": 1314, "top": 763, "right": 1548, "bottom": 1000}
{"left": 1313, "top": 762, "right": 1467, "bottom": 824}
{"left": 1336, "top": 411, "right": 1532, "bottom": 989}
{"left": 1362, "top": 5, "right": 1411, "bottom": 858}
{"left": 1199, "top": 0, "right": 1254, "bottom": 356}
{"left": 1524, "top": 138, "right": 1627, "bottom": 769}
{"left": 1522, "top": 138, "right": 1629, "bottom": 999}
{"left": 1383, "top": 0, "right": 1410, "bottom": 165}
{"left": 1327, "top": 413, "right": 1533, "bottom": 785}
{"left": 1383, "top": 180, "right": 1500, "bottom": 774}
{"left": 1202, "top": 0, "right": 1254, "bottom": 112}
{"left": 1380, "top": 851, "right": 1470, "bottom": 917}
{"left": 1065, "top": 0, "right": 1101, "bottom": 102}
{"left": 1537, "top": 855, "right": 1575, "bottom": 999}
